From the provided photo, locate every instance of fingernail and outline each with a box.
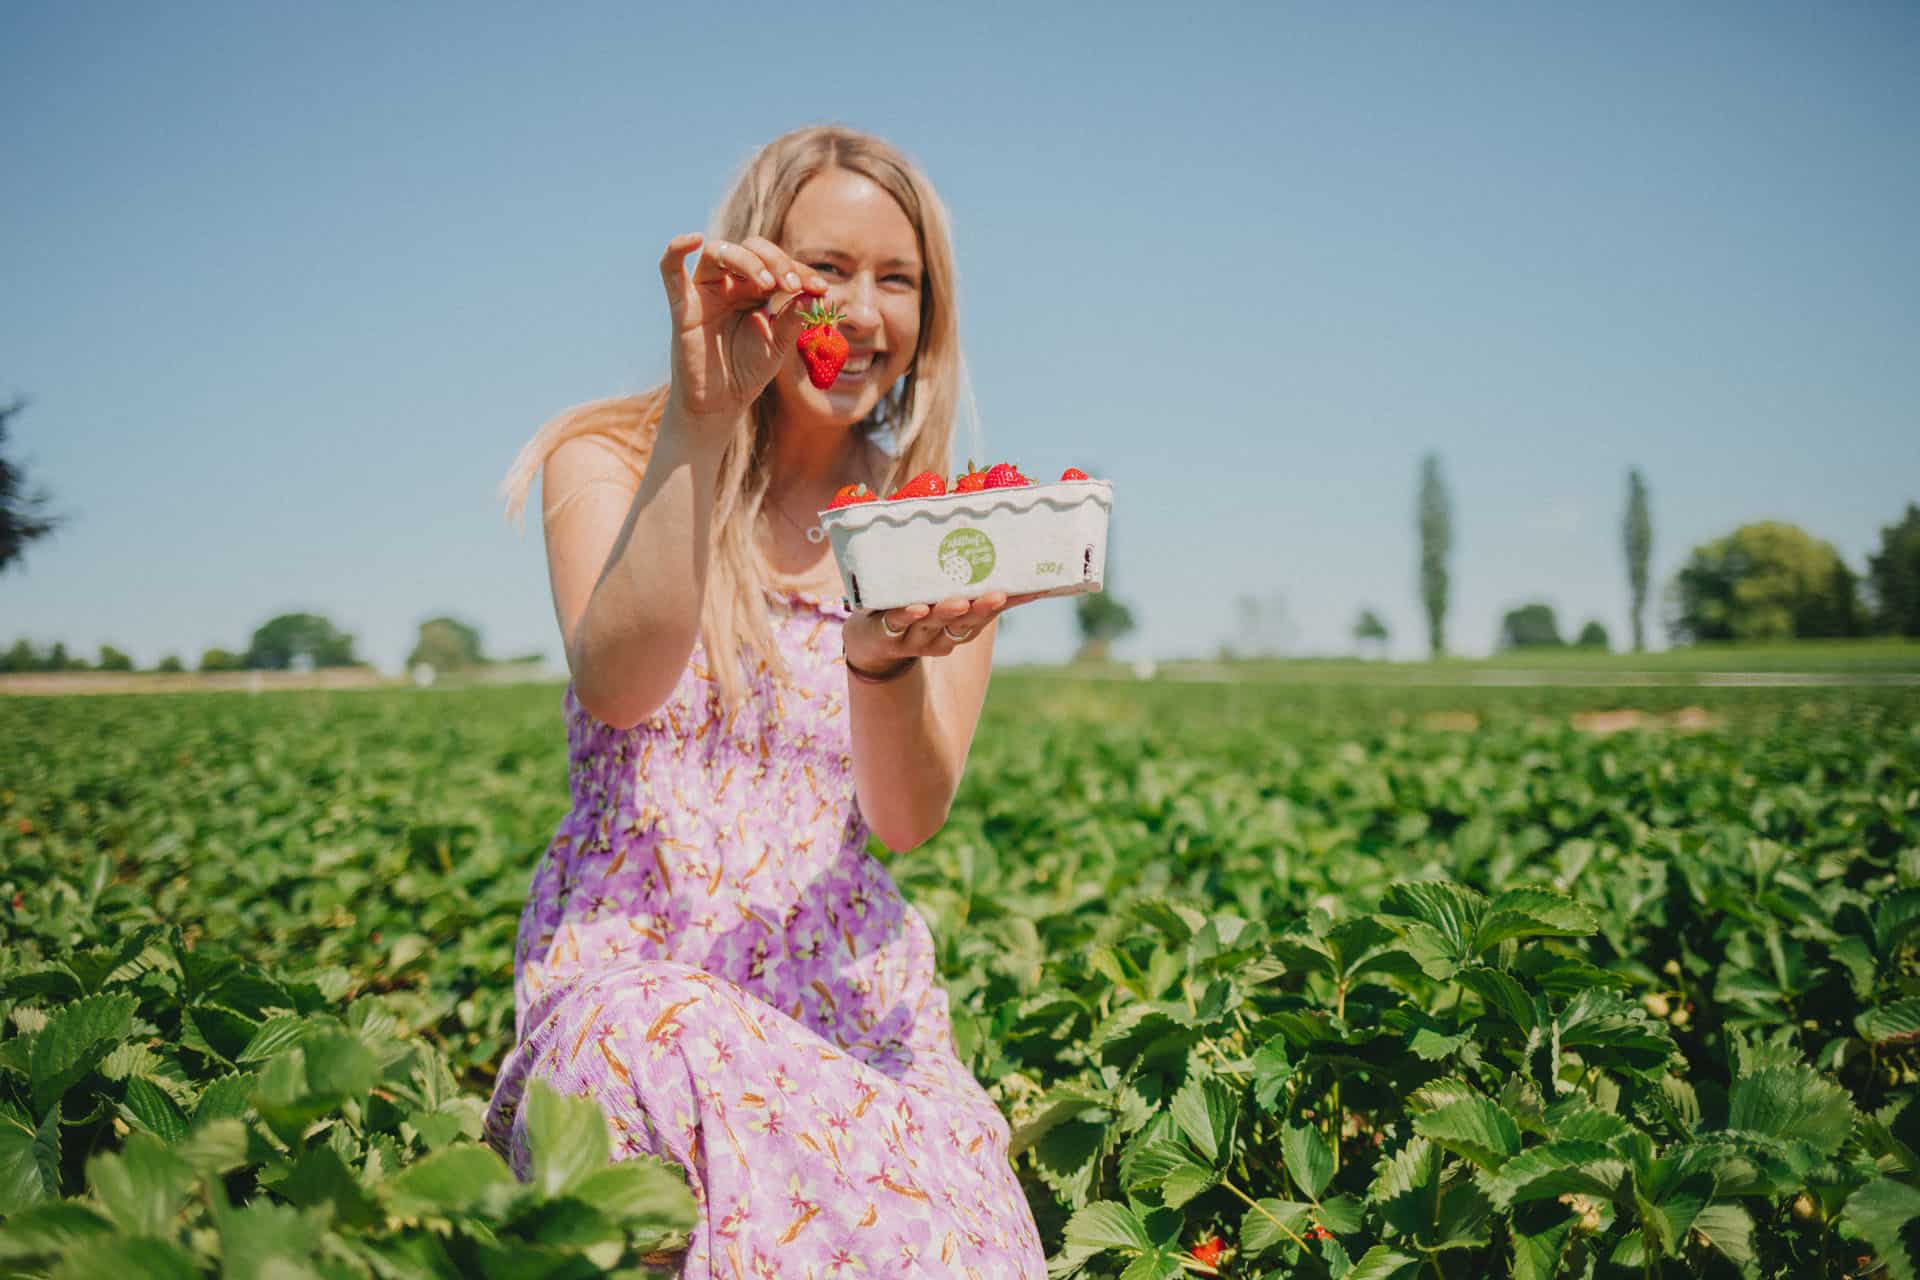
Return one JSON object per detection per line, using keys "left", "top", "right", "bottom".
{"left": 784, "top": 272, "right": 801, "bottom": 289}
{"left": 808, "top": 276, "right": 828, "bottom": 291}
{"left": 759, "top": 270, "right": 775, "bottom": 287}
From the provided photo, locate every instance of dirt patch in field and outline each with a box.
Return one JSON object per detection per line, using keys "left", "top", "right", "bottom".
{"left": 1419, "top": 711, "right": 1482, "bottom": 732}
{"left": 0, "top": 669, "right": 396, "bottom": 697}
{"left": 1570, "top": 706, "right": 1722, "bottom": 735}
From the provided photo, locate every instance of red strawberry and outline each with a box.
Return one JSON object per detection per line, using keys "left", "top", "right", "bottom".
{"left": 982, "top": 462, "right": 1029, "bottom": 489}
{"left": 952, "top": 458, "right": 989, "bottom": 493}
{"left": 795, "top": 301, "right": 850, "bottom": 389}
{"left": 1060, "top": 467, "right": 1090, "bottom": 481}
{"left": 826, "top": 483, "right": 877, "bottom": 509}
{"left": 1190, "top": 1235, "right": 1225, "bottom": 1267}
{"left": 889, "top": 470, "right": 947, "bottom": 501}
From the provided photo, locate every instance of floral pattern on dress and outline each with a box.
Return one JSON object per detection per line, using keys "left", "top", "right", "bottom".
{"left": 484, "top": 590, "right": 1046, "bottom": 1278}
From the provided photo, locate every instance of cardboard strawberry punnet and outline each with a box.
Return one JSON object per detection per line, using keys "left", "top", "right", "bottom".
{"left": 818, "top": 463, "right": 1111, "bottom": 612}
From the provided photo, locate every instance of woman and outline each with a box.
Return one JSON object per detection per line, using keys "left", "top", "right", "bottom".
{"left": 487, "top": 125, "right": 1048, "bottom": 1277}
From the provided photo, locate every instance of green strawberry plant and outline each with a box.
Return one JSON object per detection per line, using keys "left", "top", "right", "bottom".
{"left": 5, "top": 677, "right": 1920, "bottom": 1276}
{"left": 0, "top": 920, "right": 695, "bottom": 1275}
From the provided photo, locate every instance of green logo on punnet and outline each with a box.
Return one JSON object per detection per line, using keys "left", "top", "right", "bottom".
{"left": 938, "top": 528, "right": 996, "bottom": 585}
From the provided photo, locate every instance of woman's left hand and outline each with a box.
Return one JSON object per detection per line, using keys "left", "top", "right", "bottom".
{"left": 847, "top": 591, "right": 1046, "bottom": 670}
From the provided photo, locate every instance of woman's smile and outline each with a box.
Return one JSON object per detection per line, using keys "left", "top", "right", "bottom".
{"left": 832, "top": 351, "right": 881, "bottom": 383}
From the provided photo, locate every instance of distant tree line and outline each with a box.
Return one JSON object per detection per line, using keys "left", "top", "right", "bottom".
{"left": 1380, "top": 458, "right": 1920, "bottom": 656}
{"left": 0, "top": 613, "right": 538, "bottom": 675}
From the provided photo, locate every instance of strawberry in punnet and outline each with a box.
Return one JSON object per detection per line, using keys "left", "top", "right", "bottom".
{"left": 982, "top": 461, "right": 1030, "bottom": 489}
{"left": 795, "top": 300, "right": 850, "bottom": 389}
{"left": 889, "top": 470, "right": 947, "bottom": 501}
{"left": 826, "top": 483, "right": 877, "bottom": 509}
{"left": 1060, "top": 467, "right": 1090, "bottom": 481}
{"left": 1190, "top": 1234, "right": 1225, "bottom": 1267}
{"left": 952, "top": 459, "right": 989, "bottom": 493}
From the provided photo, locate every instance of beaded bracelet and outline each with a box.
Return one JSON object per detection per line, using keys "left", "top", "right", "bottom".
{"left": 845, "top": 654, "right": 921, "bottom": 684}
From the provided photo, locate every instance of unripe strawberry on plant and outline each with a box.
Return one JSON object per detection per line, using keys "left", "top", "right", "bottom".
{"left": 795, "top": 301, "right": 850, "bottom": 389}
{"left": 889, "top": 470, "right": 947, "bottom": 500}
{"left": 826, "top": 483, "right": 877, "bottom": 509}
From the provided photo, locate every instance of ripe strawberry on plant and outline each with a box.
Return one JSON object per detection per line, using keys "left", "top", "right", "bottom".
{"left": 1061, "top": 467, "right": 1090, "bottom": 481}
{"left": 795, "top": 300, "right": 850, "bottom": 390}
{"left": 889, "top": 470, "right": 947, "bottom": 500}
{"left": 982, "top": 462, "right": 1030, "bottom": 489}
{"left": 826, "top": 483, "right": 877, "bottom": 509}
{"left": 1190, "top": 1235, "right": 1225, "bottom": 1267}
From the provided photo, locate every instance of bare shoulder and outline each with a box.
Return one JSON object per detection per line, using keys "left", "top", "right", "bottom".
{"left": 543, "top": 434, "right": 641, "bottom": 522}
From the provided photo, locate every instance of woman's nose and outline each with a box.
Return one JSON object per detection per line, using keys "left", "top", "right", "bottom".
{"left": 833, "top": 274, "right": 882, "bottom": 334}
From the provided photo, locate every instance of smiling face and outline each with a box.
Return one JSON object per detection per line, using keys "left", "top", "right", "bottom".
{"left": 770, "top": 167, "right": 925, "bottom": 430}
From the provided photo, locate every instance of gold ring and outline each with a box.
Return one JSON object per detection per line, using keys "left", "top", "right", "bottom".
{"left": 942, "top": 625, "right": 975, "bottom": 642}
{"left": 880, "top": 615, "right": 908, "bottom": 639}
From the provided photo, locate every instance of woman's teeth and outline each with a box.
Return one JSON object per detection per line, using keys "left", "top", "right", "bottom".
{"left": 839, "top": 354, "right": 875, "bottom": 377}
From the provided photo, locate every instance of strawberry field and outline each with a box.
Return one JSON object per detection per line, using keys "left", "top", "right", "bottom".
{"left": 4, "top": 676, "right": 1920, "bottom": 1278}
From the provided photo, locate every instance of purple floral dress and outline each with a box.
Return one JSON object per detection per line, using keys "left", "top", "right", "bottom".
{"left": 483, "top": 589, "right": 1047, "bottom": 1279}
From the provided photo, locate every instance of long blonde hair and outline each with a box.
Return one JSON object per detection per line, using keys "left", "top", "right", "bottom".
{"left": 500, "top": 125, "right": 970, "bottom": 710}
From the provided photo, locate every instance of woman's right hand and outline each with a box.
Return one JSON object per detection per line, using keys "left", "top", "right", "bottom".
{"left": 657, "top": 233, "right": 828, "bottom": 428}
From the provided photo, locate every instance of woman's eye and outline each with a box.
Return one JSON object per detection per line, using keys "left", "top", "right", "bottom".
{"left": 810, "top": 263, "right": 840, "bottom": 277}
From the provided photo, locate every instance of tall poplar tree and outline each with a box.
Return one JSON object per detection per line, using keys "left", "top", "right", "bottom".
{"left": 1418, "top": 454, "right": 1452, "bottom": 658}
{"left": 1625, "top": 467, "right": 1652, "bottom": 652}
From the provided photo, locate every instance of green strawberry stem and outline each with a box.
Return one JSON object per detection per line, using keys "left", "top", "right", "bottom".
{"left": 796, "top": 299, "right": 846, "bottom": 327}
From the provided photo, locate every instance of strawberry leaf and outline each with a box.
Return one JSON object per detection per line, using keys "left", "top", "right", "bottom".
{"left": 1282, "top": 1122, "right": 1334, "bottom": 1200}
{"left": 0, "top": 1104, "right": 61, "bottom": 1215}
{"left": 85, "top": 1131, "right": 197, "bottom": 1237}
{"left": 1845, "top": 1177, "right": 1920, "bottom": 1280}
{"left": 1726, "top": 1062, "right": 1854, "bottom": 1158}
{"left": 1169, "top": 1076, "right": 1238, "bottom": 1165}
{"left": 27, "top": 991, "right": 136, "bottom": 1115}
{"left": 524, "top": 1079, "right": 611, "bottom": 1199}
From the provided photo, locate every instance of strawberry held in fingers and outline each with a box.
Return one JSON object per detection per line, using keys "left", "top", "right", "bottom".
{"left": 795, "top": 300, "right": 851, "bottom": 389}
{"left": 888, "top": 470, "right": 947, "bottom": 501}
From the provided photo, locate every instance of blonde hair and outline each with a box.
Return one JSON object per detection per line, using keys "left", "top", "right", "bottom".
{"left": 500, "top": 125, "right": 970, "bottom": 710}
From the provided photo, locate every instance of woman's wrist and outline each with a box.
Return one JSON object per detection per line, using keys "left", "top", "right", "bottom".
{"left": 660, "top": 391, "right": 746, "bottom": 458}
{"left": 845, "top": 652, "right": 921, "bottom": 684}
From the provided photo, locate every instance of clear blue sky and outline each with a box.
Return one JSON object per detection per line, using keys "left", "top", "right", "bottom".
{"left": 5, "top": 1, "right": 1916, "bottom": 671}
